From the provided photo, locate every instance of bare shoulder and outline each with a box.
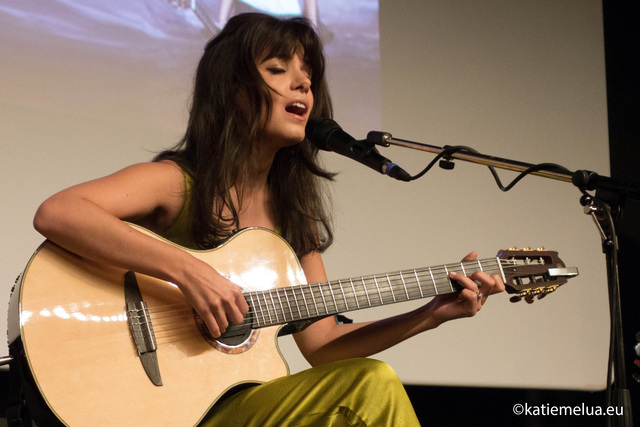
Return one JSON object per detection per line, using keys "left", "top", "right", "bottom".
{"left": 87, "top": 161, "right": 185, "bottom": 203}
{"left": 102, "top": 161, "right": 188, "bottom": 228}
{"left": 106, "top": 160, "right": 184, "bottom": 183}
{"left": 41, "top": 161, "right": 188, "bottom": 231}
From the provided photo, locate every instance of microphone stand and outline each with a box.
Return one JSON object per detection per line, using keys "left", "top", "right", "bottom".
{"left": 368, "top": 130, "right": 638, "bottom": 427}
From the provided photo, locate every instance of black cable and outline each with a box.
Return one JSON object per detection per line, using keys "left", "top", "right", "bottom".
{"left": 408, "top": 145, "right": 573, "bottom": 193}
{"left": 488, "top": 162, "right": 572, "bottom": 192}
{"left": 406, "top": 145, "right": 474, "bottom": 181}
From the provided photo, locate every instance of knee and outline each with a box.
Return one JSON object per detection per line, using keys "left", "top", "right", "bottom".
{"left": 337, "top": 358, "right": 403, "bottom": 388}
{"left": 359, "top": 358, "right": 397, "bottom": 378}
{"left": 335, "top": 359, "right": 416, "bottom": 423}
{"left": 363, "top": 359, "right": 403, "bottom": 386}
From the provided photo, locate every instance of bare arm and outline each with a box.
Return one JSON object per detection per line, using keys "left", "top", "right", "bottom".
{"left": 33, "top": 162, "right": 248, "bottom": 337}
{"left": 293, "top": 251, "right": 505, "bottom": 366}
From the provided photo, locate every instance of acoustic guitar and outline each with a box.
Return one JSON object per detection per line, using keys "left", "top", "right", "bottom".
{"left": 7, "top": 224, "right": 578, "bottom": 426}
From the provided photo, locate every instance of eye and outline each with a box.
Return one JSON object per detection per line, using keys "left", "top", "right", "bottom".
{"left": 266, "top": 67, "right": 285, "bottom": 74}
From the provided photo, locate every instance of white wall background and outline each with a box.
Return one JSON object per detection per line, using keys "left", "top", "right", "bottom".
{"left": 283, "top": 0, "right": 610, "bottom": 390}
{"left": 1, "top": 0, "right": 609, "bottom": 391}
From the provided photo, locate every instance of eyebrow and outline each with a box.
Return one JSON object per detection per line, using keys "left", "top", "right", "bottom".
{"left": 260, "top": 56, "right": 312, "bottom": 75}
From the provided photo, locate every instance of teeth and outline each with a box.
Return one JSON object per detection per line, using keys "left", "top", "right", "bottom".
{"left": 289, "top": 102, "right": 306, "bottom": 109}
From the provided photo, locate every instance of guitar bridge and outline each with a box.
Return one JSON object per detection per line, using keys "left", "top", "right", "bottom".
{"left": 125, "top": 271, "right": 163, "bottom": 386}
{"left": 127, "top": 301, "right": 157, "bottom": 355}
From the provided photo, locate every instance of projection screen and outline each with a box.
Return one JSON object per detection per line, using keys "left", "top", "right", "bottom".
{"left": 1, "top": 0, "right": 609, "bottom": 391}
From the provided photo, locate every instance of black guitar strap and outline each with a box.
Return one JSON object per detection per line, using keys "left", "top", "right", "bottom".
{"left": 6, "top": 356, "right": 32, "bottom": 427}
{"left": 6, "top": 340, "right": 64, "bottom": 427}
{"left": 7, "top": 274, "right": 62, "bottom": 427}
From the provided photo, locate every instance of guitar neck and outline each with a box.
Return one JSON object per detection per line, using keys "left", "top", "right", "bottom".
{"left": 245, "top": 257, "right": 504, "bottom": 329}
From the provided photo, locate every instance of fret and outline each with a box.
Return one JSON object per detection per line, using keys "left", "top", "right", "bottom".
{"left": 399, "top": 271, "right": 410, "bottom": 299}
{"left": 249, "top": 293, "right": 264, "bottom": 326}
{"left": 413, "top": 270, "right": 424, "bottom": 298}
{"left": 385, "top": 273, "right": 396, "bottom": 303}
{"left": 349, "top": 278, "right": 360, "bottom": 308}
{"left": 262, "top": 292, "right": 273, "bottom": 324}
{"left": 276, "top": 289, "right": 288, "bottom": 322}
{"left": 291, "top": 287, "right": 303, "bottom": 320}
{"left": 269, "top": 291, "right": 281, "bottom": 323}
{"left": 444, "top": 265, "right": 454, "bottom": 292}
{"left": 327, "top": 281, "right": 339, "bottom": 313}
{"left": 296, "top": 286, "right": 310, "bottom": 319}
{"left": 338, "top": 280, "right": 349, "bottom": 311}
{"left": 477, "top": 259, "right": 484, "bottom": 272}
{"left": 373, "top": 275, "right": 383, "bottom": 304}
{"left": 429, "top": 267, "right": 437, "bottom": 295}
{"left": 307, "top": 284, "right": 320, "bottom": 316}
{"left": 304, "top": 286, "right": 315, "bottom": 318}
{"left": 281, "top": 288, "right": 296, "bottom": 321}
{"left": 496, "top": 257, "right": 506, "bottom": 281}
{"left": 360, "top": 277, "right": 371, "bottom": 306}
{"left": 460, "top": 262, "right": 466, "bottom": 276}
{"left": 318, "top": 284, "right": 328, "bottom": 315}
{"left": 273, "top": 289, "right": 283, "bottom": 321}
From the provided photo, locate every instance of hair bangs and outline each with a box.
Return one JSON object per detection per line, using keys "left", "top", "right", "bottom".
{"left": 253, "top": 17, "right": 325, "bottom": 86}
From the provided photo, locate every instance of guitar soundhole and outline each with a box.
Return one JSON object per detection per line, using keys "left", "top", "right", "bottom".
{"left": 193, "top": 312, "right": 259, "bottom": 354}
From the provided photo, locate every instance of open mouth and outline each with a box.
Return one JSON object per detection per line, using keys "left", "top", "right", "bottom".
{"left": 285, "top": 102, "right": 308, "bottom": 117}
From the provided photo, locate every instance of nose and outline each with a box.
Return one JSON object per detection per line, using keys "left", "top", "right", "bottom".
{"left": 292, "top": 69, "right": 311, "bottom": 93}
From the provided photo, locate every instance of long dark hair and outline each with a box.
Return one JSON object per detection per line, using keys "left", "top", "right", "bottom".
{"left": 155, "top": 13, "right": 334, "bottom": 257}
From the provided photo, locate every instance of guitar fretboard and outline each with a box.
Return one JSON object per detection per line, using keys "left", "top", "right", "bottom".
{"left": 244, "top": 257, "right": 504, "bottom": 328}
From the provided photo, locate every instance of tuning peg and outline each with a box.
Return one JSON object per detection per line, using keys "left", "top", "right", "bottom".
{"left": 510, "top": 289, "right": 535, "bottom": 303}
{"left": 535, "top": 247, "right": 546, "bottom": 251}
{"left": 510, "top": 286, "right": 557, "bottom": 303}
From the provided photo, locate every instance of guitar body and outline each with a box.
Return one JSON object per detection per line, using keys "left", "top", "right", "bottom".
{"left": 8, "top": 226, "right": 305, "bottom": 426}
{"left": 8, "top": 224, "right": 577, "bottom": 426}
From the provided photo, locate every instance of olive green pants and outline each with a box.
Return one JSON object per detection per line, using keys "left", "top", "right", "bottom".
{"left": 200, "top": 358, "right": 420, "bottom": 426}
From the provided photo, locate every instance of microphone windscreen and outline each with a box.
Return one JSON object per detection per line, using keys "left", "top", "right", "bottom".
{"left": 305, "top": 117, "right": 341, "bottom": 151}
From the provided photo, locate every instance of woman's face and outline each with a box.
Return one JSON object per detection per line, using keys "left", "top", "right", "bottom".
{"left": 257, "top": 50, "right": 314, "bottom": 148}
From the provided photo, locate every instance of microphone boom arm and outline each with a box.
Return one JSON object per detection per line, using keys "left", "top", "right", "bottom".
{"left": 370, "top": 131, "right": 640, "bottom": 197}
{"left": 375, "top": 133, "right": 573, "bottom": 183}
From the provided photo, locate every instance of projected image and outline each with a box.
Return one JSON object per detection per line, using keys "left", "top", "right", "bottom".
{"left": 0, "top": 0, "right": 380, "bottom": 125}
{"left": 169, "top": 0, "right": 327, "bottom": 38}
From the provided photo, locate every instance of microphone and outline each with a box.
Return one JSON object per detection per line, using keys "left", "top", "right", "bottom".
{"left": 305, "top": 118, "right": 411, "bottom": 182}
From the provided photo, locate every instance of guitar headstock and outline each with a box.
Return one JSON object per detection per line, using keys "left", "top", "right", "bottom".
{"left": 498, "top": 248, "right": 578, "bottom": 303}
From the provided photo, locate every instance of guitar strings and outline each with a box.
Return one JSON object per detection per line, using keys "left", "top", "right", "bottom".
{"left": 226, "top": 262, "right": 508, "bottom": 330}
{"left": 33, "top": 258, "right": 511, "bottom": 321}
{"left": 128, "top": 260, "right": 507, "bottom": 345}
{"left": 241, "top": 259, "right": 507, "bottom": 326}
{"left": 27, "top": 258, "right": 518, "bottom": 346}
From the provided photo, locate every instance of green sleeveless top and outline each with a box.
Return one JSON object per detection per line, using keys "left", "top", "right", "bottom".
{"left": 160, "top": 168, "right": 281, "bottom": 249}
{"left": 160, "top": 168, "right": 198, "bottom": 249}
